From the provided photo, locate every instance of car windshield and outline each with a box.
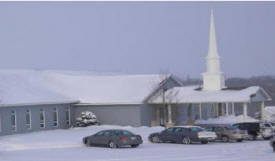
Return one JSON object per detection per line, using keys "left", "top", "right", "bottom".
{"left": 190, "top": 127, "right": 204, "bottom": 132}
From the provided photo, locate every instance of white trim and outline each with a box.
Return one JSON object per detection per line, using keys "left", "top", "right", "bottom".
{"left": 243, "top": 103, "right": 248, "bottom": 121}
{"left": 225, "top": 103, "right": 229, "bottom": 115}
{"left": 259, "top": 87, "right": 272, "bottom": 101}
{"left": 199, "top": 103, "right": 202, "bottom": 120}
{"left": 167, "top": 104, "right": 172, "bottom": 124}
{"left": 261, "top": 101, "right": 265, "bottom": 120}
{"left": 232, "top": 102, "right": 235, "bottom": 115}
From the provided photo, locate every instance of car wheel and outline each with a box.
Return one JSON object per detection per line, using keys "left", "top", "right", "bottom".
{"left": 182, "top": 137, "right": 191, "bottom": 144}
{"left": 221, "top": 136, "right": 229, "bottom": 142}
{"left": 201, "top": 140, "right": 208, "bottom": 144}
{"left": 236, "top": 139, "right": 243, "bottom": 142}
{"left": 131, "top": 144, "right": 139, "bottom": 148}
{"left": 152, "top": 136, "right": 161, "bottom": 143}
{"left": 109, "top": 141, "right": 118, "bottom": 149}
{"left": 83, "top": 138, "right": 87, "bottom": 145}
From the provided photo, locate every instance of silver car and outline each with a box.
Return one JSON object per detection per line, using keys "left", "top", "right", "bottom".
{"left": 202, "top": 124, "right": 244, "bottom": 142}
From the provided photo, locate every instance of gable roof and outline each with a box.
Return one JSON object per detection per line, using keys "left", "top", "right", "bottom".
{"left": 0, "top": 69, "right": 173, "bottom": 106}
{"left": 149, "top": 85, "right": 272, "bottom": 104}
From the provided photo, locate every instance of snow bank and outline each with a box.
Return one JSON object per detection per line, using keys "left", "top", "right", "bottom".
{"left": 195, "top": 115, "right": 259, "bottom": 124}
{"left": 0, "top": 125, "right": 164, "bottom": 152}
{"left": 0, "top": 124, "right": 274, "bottom": 161}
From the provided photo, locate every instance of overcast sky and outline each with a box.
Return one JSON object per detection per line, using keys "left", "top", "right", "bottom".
{"left": 0, "top": 1, "right": 274, "bottom": 78}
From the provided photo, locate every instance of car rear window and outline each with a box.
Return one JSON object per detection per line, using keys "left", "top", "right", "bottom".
{"left": 119, "top": 130, "right": 134, "bottom": 136}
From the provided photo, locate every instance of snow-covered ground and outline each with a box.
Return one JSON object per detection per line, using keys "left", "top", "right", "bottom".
{"left": 0, "top": 125, "right": 274, "bottom": 161}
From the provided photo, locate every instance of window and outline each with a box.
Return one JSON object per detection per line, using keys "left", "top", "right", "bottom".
{"left": 103, "top": 131, "right": 112, "bottom": 136}
{"left": 174, "top": 128, "right": 183, "bottom": 132}
{"left": 40, "top": 109, "right": 45, "bottom": 128}
{"left": 11, "top": 110, "right": 16, "bottom": 131}
{"left": 166, "top": 128, "right": 174, "bottom": 133}
{"left": 53, "top": 108, "right": 58, "bottom": 127}
{"left": 26, "top": 109, "right": 31, "bottom": 129}
{"left": 95, "top": 131, "right": 104, "bottom": 136}
{"left": 65, "top": 107, "right": 70, "bottom": 126}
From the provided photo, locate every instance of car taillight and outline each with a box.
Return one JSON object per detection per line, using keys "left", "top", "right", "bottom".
{"left": 233, "top": 131, "right": 237, "bottom": 134}
{"left": 120, "top": 136, "right": 126, "bottom": 140}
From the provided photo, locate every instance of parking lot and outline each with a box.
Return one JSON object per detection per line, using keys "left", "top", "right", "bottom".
{"left": 0, "top": 125, "right": 274, "bottom": 161}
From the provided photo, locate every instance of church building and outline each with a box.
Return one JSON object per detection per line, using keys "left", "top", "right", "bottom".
{"left": 0, "top": 10, "right": 271, "bottom": 136}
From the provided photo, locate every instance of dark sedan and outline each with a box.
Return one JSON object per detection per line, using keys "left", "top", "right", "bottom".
{"left": 83, "top": 129, "right": 143, "bottom": 148}
{"left": 149, "top": 126, "right": 217, "bottom": 144}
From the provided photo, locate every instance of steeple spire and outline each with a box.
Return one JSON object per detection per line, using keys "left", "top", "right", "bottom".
{"left": 202, "top": 9, "right": 225, "bottom": 91}
{"left": 208, "top": 9, "right": 219, "bottom": 59}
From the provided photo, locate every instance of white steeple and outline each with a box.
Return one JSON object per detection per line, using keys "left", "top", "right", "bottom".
{"left": 202, "top": 9, "right": 225, "bottom": 91}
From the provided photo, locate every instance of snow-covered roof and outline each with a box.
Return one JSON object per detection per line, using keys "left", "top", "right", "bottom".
{"left": 149, "top": 85, "right": 271, "bottom": 104}
{"left": 0, "top": 69, "right": 169, "bottom": 105}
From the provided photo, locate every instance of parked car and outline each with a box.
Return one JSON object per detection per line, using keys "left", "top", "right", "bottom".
{"left": 233, "top": 122, "right": 261, "bottom": 140}
{"left": 83, "top": 129, "right": 143, "bottom": 148}
{"left": 270, "top": 136, "right": 275, "bottom": 152}
{"left": 199, "top": 124, "right": 244, "bottom": 142}
{"left": 148, "top": 126, "right": 217, "bottom": 144}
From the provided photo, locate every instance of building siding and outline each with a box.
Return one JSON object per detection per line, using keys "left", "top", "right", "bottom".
{"left": 73, "top": 104, "right": 146, "bottom": 127}
{"left": 0, "top": 104, "right": 73, "bottom": 136}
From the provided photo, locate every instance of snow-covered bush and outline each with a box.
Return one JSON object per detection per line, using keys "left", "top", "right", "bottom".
{"left": 75, "top": 111, "right": 98, "bottom": 127}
